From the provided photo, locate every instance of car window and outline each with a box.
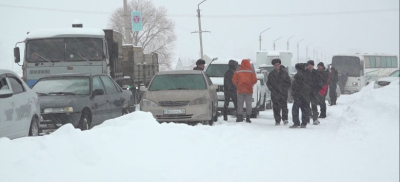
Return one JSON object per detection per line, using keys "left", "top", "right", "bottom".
{"left": 8, "top": 77, "right": 25, "bottom": 94}
{"left": 32, "top": 77, "right": 90, "bottom": 95}
{"left": 0, "top": 77, "right": 10, "bottom": 90}
{"left": 100, "top": 76, "right": 119, "bottom": 94}
{"left": 92, "top": 76, "right": 105, "bottom": 92}
{"left": 205, "top": 64, "right": 229, "bottom": 77}
{"left": 149, "top": 74, "right": 206, "bottom": 91}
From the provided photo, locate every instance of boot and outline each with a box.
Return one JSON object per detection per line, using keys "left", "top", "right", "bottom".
{"left": 236, "top": 114, "right": 243, "bottom": 122}
{"left": 246, "top": 115, "right": 252, "bottom": 123}
{"left": 223, "top": 114, "right": 228, "bottom": 121}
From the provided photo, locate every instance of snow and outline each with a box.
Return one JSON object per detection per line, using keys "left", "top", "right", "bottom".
{"left": 26, "top": 28, "right": 105, "bottom": 39}
{"left": 0, "top": 84, "right": 398, "bottom": 182}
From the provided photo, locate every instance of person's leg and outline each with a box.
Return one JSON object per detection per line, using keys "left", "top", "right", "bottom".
{"left": 272, "top": 98, "right": 281, "bottom": 124}
{"left": 245, "top": 94, "right": 253, "bottom": 122}
{"left": 232, "top": 92, "right": 238, "bottom": 113}
{"left": 223, "top": 93, "right": 230, "bottom": 121}
{"left": 282, "top": 95, "right": 289, "bottom": 123}
{"left": 300, "top": 101, "right": 310, "bottom": 126}
{"left": 236, "top": 94, "right": 244, "bottom": 122}
{"left": 331, "top": 85, "right": 337, "bottom": 105}
{"left": 319, "top": 95, "right": 327, "bottom": 117}
{"left": 311, "top": 100, "right": 319, "bottom": 122}
{"left": 291, "top": 100, "right": 300, "bottom": 126}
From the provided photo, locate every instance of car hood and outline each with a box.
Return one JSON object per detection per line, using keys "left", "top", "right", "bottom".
{"left": 39, "top": 95, "right": 87, "bottom": 109}
{"left": 144, "top": 90, "right": 208, "bottom": 103}
{"left": 209, "top": 77, "right": 223, "bottom": 86}
{"left": 377, "top": 77, "right": 399, "bottom": 82}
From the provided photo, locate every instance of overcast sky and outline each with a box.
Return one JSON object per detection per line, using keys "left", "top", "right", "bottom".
{"left": 0, "top": 0, "right": 398, "bottom": 73}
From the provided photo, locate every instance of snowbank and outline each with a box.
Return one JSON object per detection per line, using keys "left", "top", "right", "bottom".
{"left": 0, "top": 84, "right": 398, "bottom": 182}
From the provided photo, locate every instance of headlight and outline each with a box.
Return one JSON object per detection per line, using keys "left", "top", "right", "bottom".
{"left": 352, "top": 82, "right": 358, "bottom": 86}
{"left": 44, "top": 107, "right": 74, "bottom": 114}
{"left": 141, "top": 99, "right": 159, "bottom": 107}
{"left": 189, "top": 97, "right": 209, "bottom": 106}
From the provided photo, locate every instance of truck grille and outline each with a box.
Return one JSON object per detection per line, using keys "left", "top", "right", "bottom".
{"left": 159, "top": 101, "right": 190, "bottom": 107}
{"left": 156, "top": 114, "right": 193, "bottom": 120}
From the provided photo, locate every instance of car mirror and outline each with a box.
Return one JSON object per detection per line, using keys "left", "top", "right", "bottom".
{"left": 0, "top": 89, "right": 13, "bottom": 98}
{"left": 14, "top": 47, "right": 20, "bottom": 63}
{"left": 210, "top": 85, "right": 218, "bottom": 90}
{"left": 140, "top": 86, "right": 147, "bottom": 92}
{"left": 93, "top": 89, "right": 104, "bottom": 96}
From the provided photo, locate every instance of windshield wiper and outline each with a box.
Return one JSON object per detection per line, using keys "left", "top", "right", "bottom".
{"left": 48, "top": 92, "right": 76, "bottom": 95}
{"left": 75, "top": 52, "right": 92, "bottom": 65}
{"left": 33, "top": 53, "right": 54, "bottom": 65}
{"left": 36, "top": 92, "right": 48, "bottom": 96}
{"left": 167, "top": 88, "right": 189, "bottom": 90}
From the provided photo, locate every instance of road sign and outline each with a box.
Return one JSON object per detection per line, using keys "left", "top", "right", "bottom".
{"left": 131, "top": 11, "right": 143, "bottom": 32}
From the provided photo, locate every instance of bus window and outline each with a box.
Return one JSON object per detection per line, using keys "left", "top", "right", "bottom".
{"left": 381, "top": 57, "right": 387, "bottom": 67}
{"left": 386, "top": 57, "right": 392, "bottom": 67}
{"left": 364, "top": 57, "right": 370, "bottom": 68}
{"left": 376, "top": 57, "right": 381, "bottom": 67}
{"left": 391, "top": 57, "right": 398, "bottom": 68}
{"left": 369, "top": 56, "right": 376, "bottom": 67}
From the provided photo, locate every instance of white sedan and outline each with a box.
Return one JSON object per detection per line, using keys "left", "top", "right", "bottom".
{"left": 374, "top": 70, "right": 399, "bottom": 89}
{"left": 0, "top": 69, "right": 41, "bottom": 139}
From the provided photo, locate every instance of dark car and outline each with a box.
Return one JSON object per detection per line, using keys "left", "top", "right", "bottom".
{"left": 31, "top": 73, "right": 134, "bottom": 131}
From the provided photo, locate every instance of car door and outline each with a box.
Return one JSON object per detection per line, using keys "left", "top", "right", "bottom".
{"left": 90, "top": 76, "right": 111, "bottom": 126}
{"left": 0, "top": 74, "right": 14, "bottom": 138}
{"left": 0, "top": 74, "right": 31, "bottom": 138}
{"left": 100, "top": 75, "right": 124, "bottom": 119}
{"left": 205, "top": 74, "right": 218, "bottom": 113}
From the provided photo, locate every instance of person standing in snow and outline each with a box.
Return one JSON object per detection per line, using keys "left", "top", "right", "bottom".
{"left": 267, "top": 59, "right": 292, "bottom": 125}
{"left": 193, "top": 59, "right": 206, "bottom": 70}
{"left": 306, "top": 60, "right": 324, "bottom": 125}
{"left": 317, "top": 62, "right": 330, "bottom": 118}
{"left": 223, "top": 60, "right": 238, "bottom": 121}
{"left": 232, "top": 59, "right": 257, "bottom": 123}
{"left": 338, "top": 72, "right": 348, "bottom": 94}
{"left": 329, "top": 66, "right": 339, "bottom": 105}
{"left": 290, "top": 63, "right": 311, "bottom": 128}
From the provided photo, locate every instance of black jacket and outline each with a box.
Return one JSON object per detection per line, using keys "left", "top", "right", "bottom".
{"left": 307, "top": 69, "right": 324, "bottom": 94}
{"left": 318, "top": 69, "right": 330, "bottom": 87}
{"left": 292, "top": 68, "right": 311, "bottom": 102}
{"left": 223, "top": 60, "right": 237, "bottom": 94}
{"left": 329, "top": 70, "right": 338, "bottom": 86}
{"left": 193, "top": 66, "right": 203, "bottom": 70}
{"left": 267, "top": 67, "right": 292, "bottom": 99}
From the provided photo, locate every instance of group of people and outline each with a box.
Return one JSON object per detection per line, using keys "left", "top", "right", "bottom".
{"left": 193, "top": 58, "right": 340, "bottom": 128}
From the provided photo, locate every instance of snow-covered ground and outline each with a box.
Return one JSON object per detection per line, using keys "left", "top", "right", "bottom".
{"left": 0, "top": 83, "right": 398, "bottom": 182}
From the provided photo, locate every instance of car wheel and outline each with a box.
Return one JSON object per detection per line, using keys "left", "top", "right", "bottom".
{"left": 201, "top": 120, "right": 211, "bottom": 125}
{"left": 79, "top": 111, "right": 90, "bottom": 131}
{"left": 266, "top": 101, "right": 273, "bottom": 109}
{"left": 29, "top": 116, "right": 40, "bottom": 136}
{"left": 122, "top": 108, "right": 130, "bottom": 115}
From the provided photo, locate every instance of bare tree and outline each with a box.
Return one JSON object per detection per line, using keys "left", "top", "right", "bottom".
{"left": 108, "top": 0, "right": 176, "bottom": 70}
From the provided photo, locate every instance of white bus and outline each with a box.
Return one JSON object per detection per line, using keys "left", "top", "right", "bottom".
{"left": 331, "top": 54, "right": 398, "bottom": 93}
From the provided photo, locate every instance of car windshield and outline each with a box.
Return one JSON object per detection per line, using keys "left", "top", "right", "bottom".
{"left": 332, "top": 56, "right": 361, "bottom": 77}
{"left": 26, "top": 38, "right": 103, "bottom": 62}
{"left": 205, "top": 64, "right": 229, "bottom": 77}
{"left": 149, "top": 74, "right": 206, "bottom": 91}
{"left": 32, "top": 77, "right": 90, "bottom": 95}
{"left": 389, "top": 70, "right": 399, "bottom": 77}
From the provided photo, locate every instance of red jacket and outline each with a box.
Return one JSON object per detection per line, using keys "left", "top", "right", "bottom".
{"left": 232, "top": 59, "right": 257, "bottom": 94}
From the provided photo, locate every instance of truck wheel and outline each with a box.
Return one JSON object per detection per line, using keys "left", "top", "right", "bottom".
{"left": 79, "top": 111, "right": 90, "bottom": 131}
{"left": 29, "top": 116, "right": 40, "bottom": 136}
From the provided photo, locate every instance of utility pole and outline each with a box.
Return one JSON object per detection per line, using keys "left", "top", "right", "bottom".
{"left": 123, "top": 0, "right": 131, "bottom": 44}
{"left": 259, "top": 27, "right": 271, "bottom": 50}
{"left": 313, "top": 46, "right": 321, "bottom": 60}
{"left": 273, "top": 37, "right": 282, "bottom": 51}
{"left": 191, "top": 0, "right": 209, "bottom": 60}
{"left": 305, "top": 43, "right": 313, "bottom": 61}
{"left": 287, "top": 35, "right": 295, "bottom": 50}
{"left": 296, "top": 39, "right": 304, "bottom": 63}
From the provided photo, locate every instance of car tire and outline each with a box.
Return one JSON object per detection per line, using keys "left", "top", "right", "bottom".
{"left": 29, "top": 116, "right": 40, "bottom": 136}
{"left": 122, "top": 108, "right": 129, "bottom": 115}
{"left": 79, "top": 111, "right": 90, "bottom": 131}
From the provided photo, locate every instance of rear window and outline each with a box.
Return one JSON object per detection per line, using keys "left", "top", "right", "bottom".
{"left": 149, "top": 74, "right": 206, "bottom": 91}
{"left": 205, "top": 64, "right": 229, "bottom": 77}
{"left": 32, "top": 77, "right": 90, "bottom": 95}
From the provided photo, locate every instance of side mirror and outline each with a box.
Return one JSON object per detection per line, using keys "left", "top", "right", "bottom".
{"left": 14, "top": 47, "right": 20, "bottom": 63}
{"left": 210, "top": 85, "right": 218, "bottom": 90}
{"left": 93, "top": 89, "right": 104, "bottom": 96}
{"left": 0, "top": 90, "right": 13, "bottom": 98}
{"left": 140, "top": 86, "right": 147, "bottom": 92}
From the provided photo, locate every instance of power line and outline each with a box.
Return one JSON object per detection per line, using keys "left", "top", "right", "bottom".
{"left": 0, "top": 4, "right": 397, "bottom": 18}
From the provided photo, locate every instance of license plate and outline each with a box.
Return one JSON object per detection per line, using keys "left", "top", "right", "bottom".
{"left": 163, "top": 109, "right": 186, "bottom": 115}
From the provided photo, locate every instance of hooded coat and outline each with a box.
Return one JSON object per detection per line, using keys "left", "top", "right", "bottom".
{"left": 232, "top": 59, "right": 257, "bottom": 94}
{"left": 224, "top": 60, "right": 238, "bottom": 94}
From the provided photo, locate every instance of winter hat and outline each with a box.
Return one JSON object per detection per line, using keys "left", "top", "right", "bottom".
{"left": 317, "top": 62, "right": 325, "bottom": 67}
{"left": 271, "top": 59, "right": 281, "bottom": 65}
{"left": 295, "top": 63, "right": 306, "bottom": 71}
{"left": 306, "top": 60, "right": 314, "bottom": 66}
{"left": 196, "top": 59, "right": 206, "bottom": 65}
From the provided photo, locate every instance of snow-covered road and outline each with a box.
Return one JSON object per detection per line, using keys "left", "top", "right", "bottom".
{"left": 0, "top": 83, "right": 398, "bottom": 182}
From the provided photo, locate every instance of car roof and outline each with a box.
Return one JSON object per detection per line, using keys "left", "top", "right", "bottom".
{"left": 209, "top": 58, "right": 245, "bottom": 64}
{"left": 156, "top": 70, "right": 204, "bottom": 75}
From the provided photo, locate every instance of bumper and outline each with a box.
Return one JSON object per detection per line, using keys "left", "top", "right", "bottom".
{"left": 141, "top": 104, "right": 211, "bottom": 123}
{"left": 41, "top": 112, "right": 82, "bottom": 129}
